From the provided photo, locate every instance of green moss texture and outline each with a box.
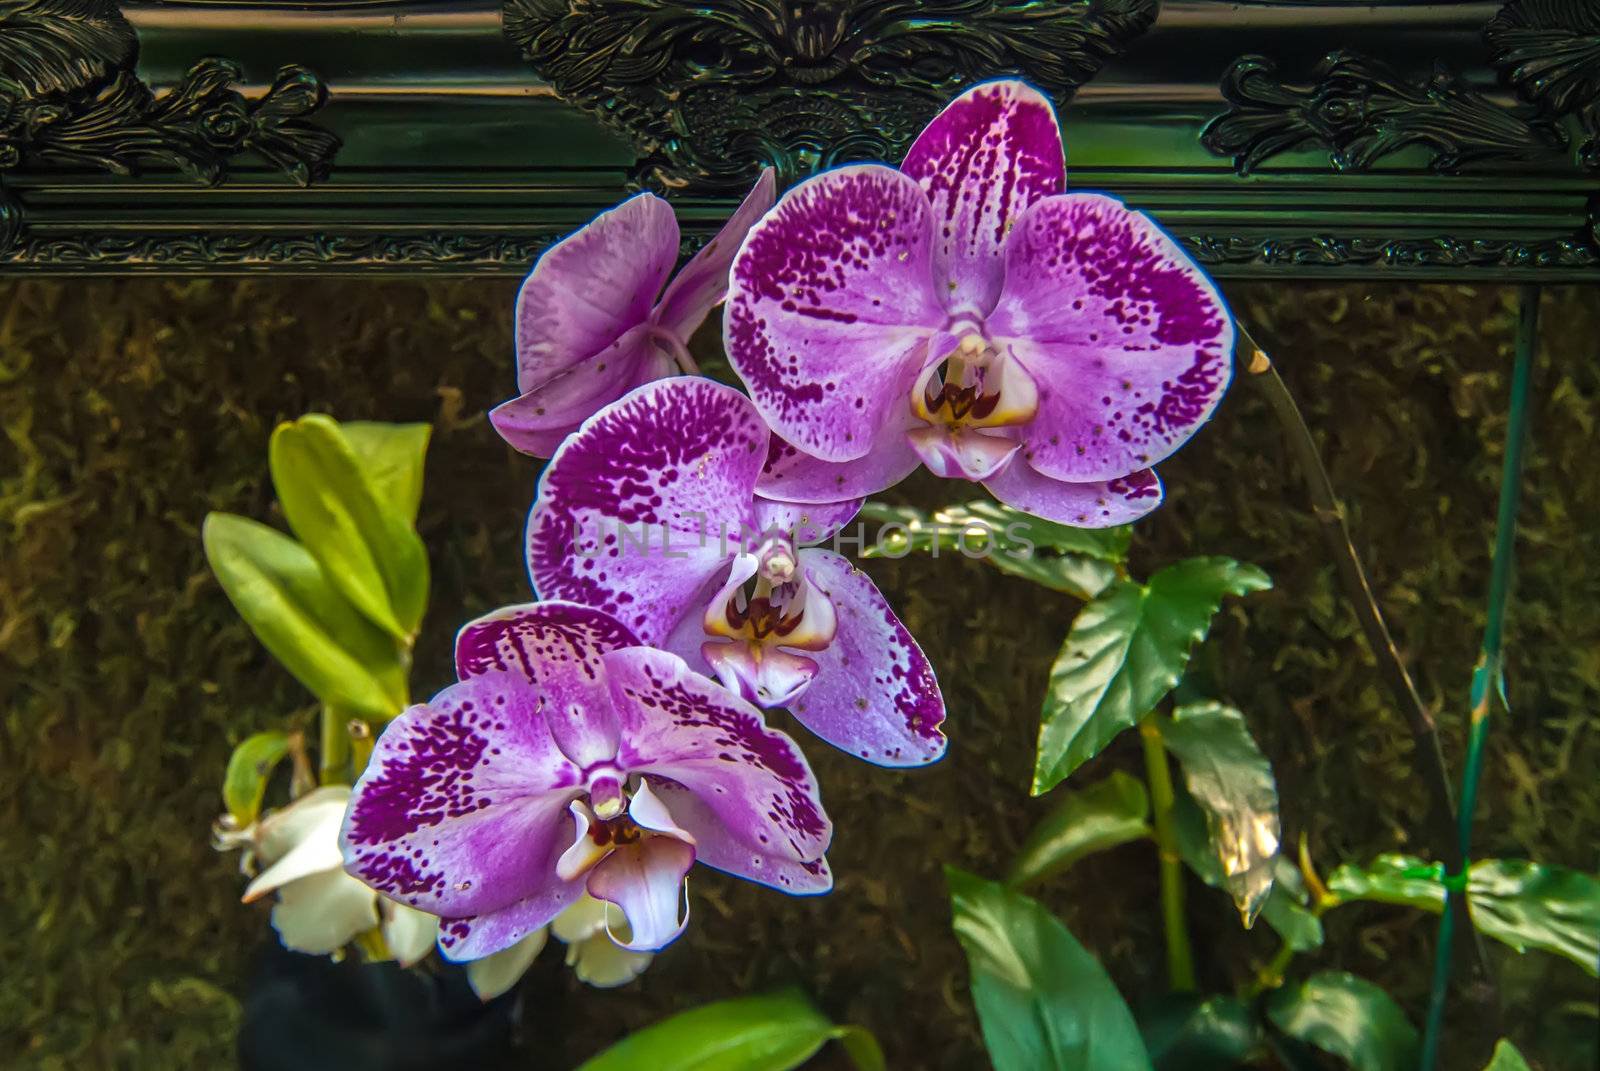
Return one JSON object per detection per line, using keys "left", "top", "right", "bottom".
{"left": 1, "top": 279, "right": 1595, "bottom": 1069}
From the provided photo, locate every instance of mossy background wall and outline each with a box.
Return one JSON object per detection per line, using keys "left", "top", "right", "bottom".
{"left": 1, "top": 278, "right": 1595, "bottom": 1070}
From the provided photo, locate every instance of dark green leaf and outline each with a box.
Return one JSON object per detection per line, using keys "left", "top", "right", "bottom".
{"left": 1033, "top": 559, "right": 1271, "bottom": 794}
{"left": 269, "top": 414, "right": 429, "bottom": 640}
{"left": 947, "top": 867, "right": 1153, "bottom": 1071}
{"left": 1260, "top": 858, "right": 1324, "bottom": 952}
{"left": 222, "top": 730, "right": 291, "bottom": 826}
{"left": 1482, "top": 1040, "right": 1531, "bottom": 1071}
{"left": 1139, "top": 994, "right": 1262, "bottom": 1071}
{"left": 341, "top": 421, "right": 432, "bottom": 526}
{"left": 1330, "top": 856, "right": 1600, "bottom": 975}
{"left": 1267, "top": 971, "right": 1419, "bottom": 1071}
{"left": 1008, "top": 770, "right": 1150, "bottom": 887}
{"left": 1162, "top": 702, "right": 1280, "bottom": 925}
{"left": 202, "top": 512, "right": 406, "bottom": 719}
{"left": 573, "top": 989, "right": 882, "bottom": 1071}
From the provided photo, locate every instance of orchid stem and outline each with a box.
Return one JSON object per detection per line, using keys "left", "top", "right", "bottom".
{"left": 319, "top": 704, "right": 351, "bottom": 785}
{"left": 1140, "top": 713, "right": 1197, "bottom": 992}
{"left": 1419, "top": 285, "right": 1538, "bottom": 1071}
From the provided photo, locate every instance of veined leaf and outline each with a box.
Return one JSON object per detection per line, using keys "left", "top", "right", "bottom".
{"left": 269, "top": 414, "right": 429, "bottom": 640}
{"left": 1482, "top": 1039, "right": 1532, "bottom": 1071}
{"left": 947, "top": 867, "right": 1153, "bottom": 1071}
{"left": 860, "top": 500, "right": 1125, "bottom": 599}
{"left": 1162, "top": 702, "right": 1280, "bottom": 925}
{"left": 574, "top": 989, "right": 883, "bottom": 1071}
{"left": 1328, "top": 855, "right": 1600, "bottom": 975}
{"left": 1008, "top": 770, "right": 1150, "bottom": 887}
{"left": 203, "top": 512, "right": 407, "bottom": 719}
{"left": 1267, "top": 971, "right": 1419, "bottom": 1071}
{"left": 1032, "top": 558, "right": 1271, "bottom": 794}
{"left": 341, "top": 421, "right": 431, "bottom": 525}
{"left": 222, "top": 730, "right": 291, "bottom": 826}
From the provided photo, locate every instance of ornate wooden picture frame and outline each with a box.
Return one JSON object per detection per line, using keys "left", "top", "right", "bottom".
{"left": 1, "top": 0, "right": 1595, "bottom": 277}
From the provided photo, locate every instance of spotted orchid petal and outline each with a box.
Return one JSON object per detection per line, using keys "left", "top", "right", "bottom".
{"left": 438, "top": 893, "right": 575, "bottom": 962}
{"left": 726, "top": 164, "right": 945, "bottom": 466}
{"left": 790, "top": 550, "right": 947, "bottom": 766}
{"left": 454, "top": 601, "right": 637, "bottom": 770}
{"left": 984, "top": 460, "right": 1164, "bottom": 528}
{"left": 702, "top": 640, "right": 819, "bottom": 708}
{"left": 586, "top": 836, "right": 695, "bottom": 952}
{"left": 341, "top": 670, "right": 584, "bottom": 922}
{"left": 900, "top": 79, "right": 1066, "bottom": 316}
{"left": 654, "top": 168, "right": 778, "bottom": 340}
{"left": 757, "top": 427, "right": 923, "bottom": 506}
{"left": 513, "top": 193, "right": 679, "bottom": 397}
{"left": 603, "top": 646, "right": 832, "bottom": 869}
{"left": 646, "top": 779, "right": 833, "bottom": 895}
{"left": 750, "top": 494, "right": 863, "bottom": 546}
{"left": 988, "top": 193, "right": 1234, "bottom": 482}
{"left": 528, "top": 378, "right": 767, "bottom": 645}
{"left": 491, "top": 324, "right": 674, "bottom": 457}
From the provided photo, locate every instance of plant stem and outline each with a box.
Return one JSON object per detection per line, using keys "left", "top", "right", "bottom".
{"left": 1239, "top": 327, "right": 1462, "bottom": 880}
{"left": 319, "top": 704, "right": 351, "bottom": 785}
{"left": 1419, "top": 286, "right": 1539, "bottom": 1071}
{"left": 1140, "top": 714, "right": 1197, "bottom": 992}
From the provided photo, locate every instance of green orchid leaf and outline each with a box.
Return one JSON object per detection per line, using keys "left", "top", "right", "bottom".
{"left": 1161, "top": 702, "right": 1280, "bottom": 926}
{"left": 1330, "top": 855, "right": 1600, "bottom": 975}
{"left": 1032, "top": 558, "right": 1271, "bottom": 794}
{"left": 1468, "top": 859, "right": 1600, "bottom": 975}
{"left": 269, "top": 414, "right": 429, "bottom": 640}
{"left": 1482, "top": 1040, "right": 1532, "bottom": 1071}
{"left": 947, "top": 867, "right": 1153, "bottom": 1071}
{"left": 222, "top": 730, "right": 291, "bottom": 826}
{"left": 860, "top": 500, "right": 1123, "bottom": 599}
{"left": 1267, "top": 971, "right": 1419, "bottom": 1071}
{"left": 1138, "top": 993, "right": 1262, "bottom": 1070}
{"left": 340, "top": 421, "right": 432, "bottom": 526}
{"left": 574, "top": 989, "right": 883, "bottom": 1071}
{"left": 1008, "top": 770, "right": 1151, "bottom": 887}
{"left": 1260, "top": 857, "right": 1325, "bottom": 952}
{"left": 203, "top": 512, "right": 407, "bottom": 719}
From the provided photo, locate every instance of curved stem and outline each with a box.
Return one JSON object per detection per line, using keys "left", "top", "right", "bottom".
{"left": 1140, "top": 714, "right": 1197, "bottom": 992}
{"left": 1419, "top": 285, "right": 1539, "bottom": 1071}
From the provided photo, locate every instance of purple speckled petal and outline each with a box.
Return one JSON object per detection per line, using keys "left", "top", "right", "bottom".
{"left": 438, "top": 887, "right": 584, "bottom": 962}
{"left": 585, "top": 836, "right": 694, "bottom": 952}
{"left": 989, "top": 193, "right": 1234, "bottom": 482}
{"left": 789, "top": 550, "right": 947, "bottom": 767}
{"left": 527, "top": 378, "right": 766, "bottom": 644}
{"left": 341, "top": 670, "right": 582, "bottom": 919}
{"left": 756, "top": 425, "right": 923, "bottom": 504}
{"left": 653, "top": 168, "right": 778, "bottom": 341}
{"left": 725, "top": 164, "right": 945, "bottom": 462}
{"left": 900, "top": 80, "right": 1065, "bottom": 317}
{"left": 514, "top": 193, "right": 679, "bottom": 394}
{"left": 491, "top": 324, "right": 675, "bottom": 458}
{"left": 983, "top": 460, "right": 1163, "bottom": 527}
{"left": 603, "top": 645, "right": 832, "bottom": 865}
{"left": 454, "top": 601, "right": 636, "bottom": 769}
{"left": 702, "top": 639, "right": 819, "bottom": 708}
{"left": 648, "top": 779, "right": 833, "bottom": 895}
{"left": 750, "top": 495, "right": 863, "bottom": 545}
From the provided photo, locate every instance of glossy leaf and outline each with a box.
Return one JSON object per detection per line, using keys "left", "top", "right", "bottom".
{"left": 1330, "top": 855, "right": 1600, "bottom": 975}
{"left": 1260, "top": 857, "right": 1324, "bottom": 952}
{"left": 341, "top": 421, "right": 432, "bottom": 525}
{"left": 861, "top": 500, "right": 1124, "bottom": 599}
{"left": 1482, "top": 1039, "right": 1531, "bottom": 1071}
{"left": 1266, "top": 971, "right": 1419, "bottom": 1071}
{"left": 1161, "top": 702, "right": 1280, "bottom": 925}
{"left": 574, "top": 989, "right": 883, "bottom": 1071}
{"left": 1139, "top": 994, "right": 1262, "bottom": 1071}
{"left": 203, "top": 512, "right": 407, "bottom": 719}
{"left": 269, "top": 414, "right": 429, "bottom": 640}
{"left": 947, "top": 867, "right": 1153, "bottom": 1071}
{"left": 222, "top": 730, "right": 291, "bottom": 826}
{"left": 1008, "top": 770, "right": 1150, "bottom": 887}
{"left": 1032, "top": 558, "right": 1271, "bottom": 794}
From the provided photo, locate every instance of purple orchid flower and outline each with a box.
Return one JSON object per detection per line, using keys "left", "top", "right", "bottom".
{"left": 724, "top": 80, "right": 1234, "bottom": 526}
{"left": 527, "top": 376, "right": 946, "bottom": 768}
{"left": 491, "top": 169, "right": 778, "bottom": 457}
{"left": 340, "top": 601, "right": 831, "bottom": 960}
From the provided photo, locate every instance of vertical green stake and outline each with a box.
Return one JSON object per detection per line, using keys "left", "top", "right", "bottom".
{"left": 1418, "top": 286, "right": 1539, "bottom": 1070}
